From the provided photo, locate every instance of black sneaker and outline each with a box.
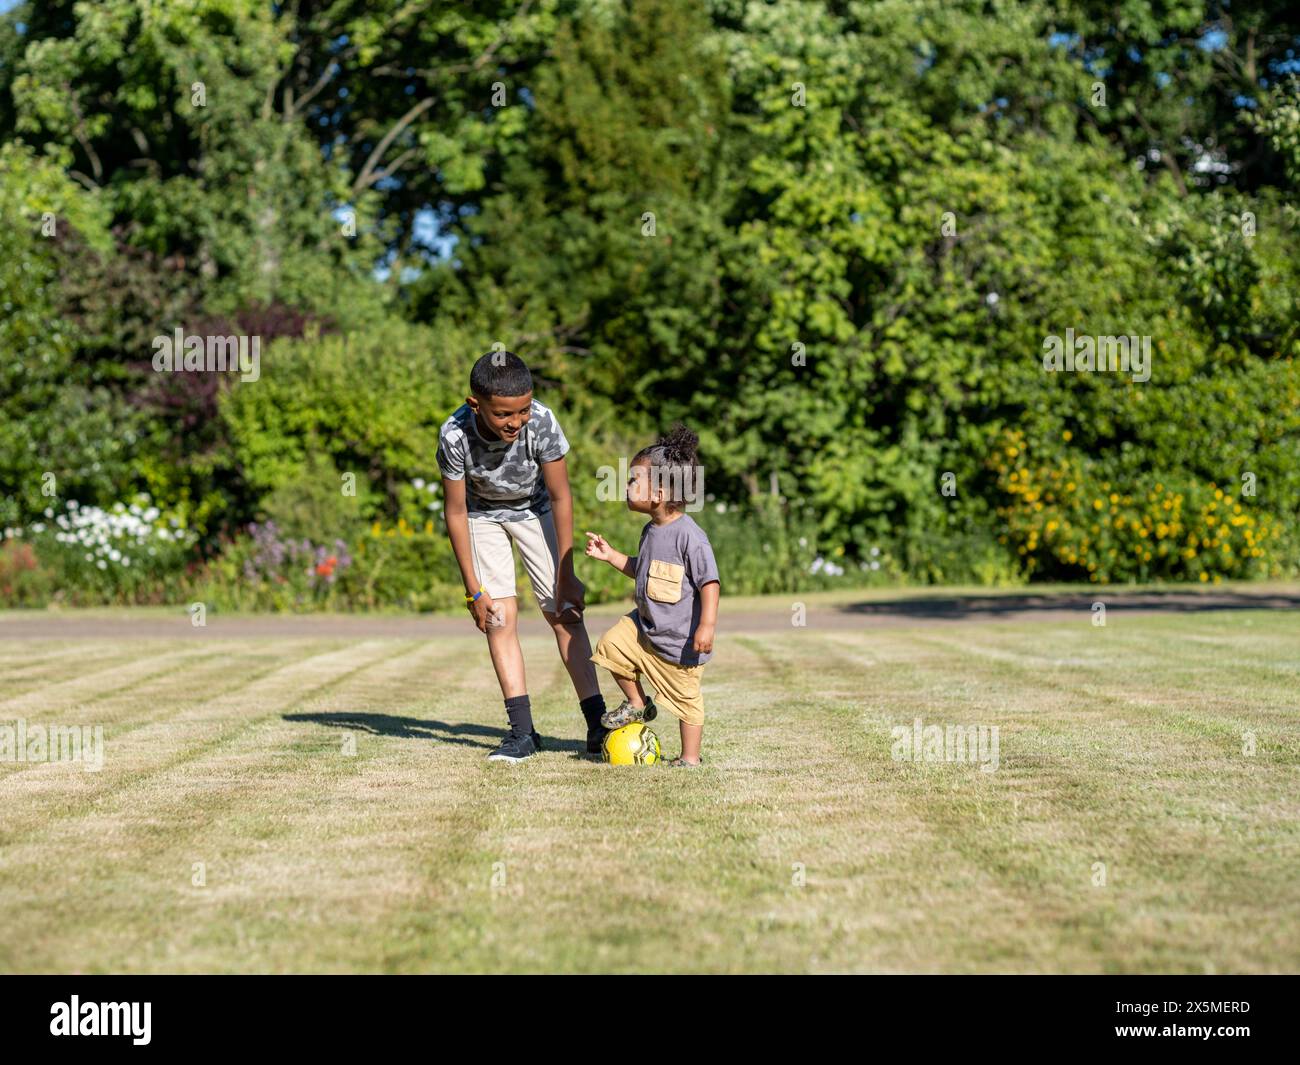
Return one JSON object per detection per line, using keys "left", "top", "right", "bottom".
{"left": 586, "top": 724, "right": 607, "bottom": 756}
{"left": 487, "top": 731, "right": 537, "bottom": 762}
{"left": 531, "top": 730, "right": 543, "bottom": 751}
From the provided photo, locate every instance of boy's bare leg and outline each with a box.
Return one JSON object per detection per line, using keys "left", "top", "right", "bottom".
{"left": 611, "top": 672, "right": 647, "bottom": 709}
{"left": 678, "top": 720, "right": 702, "bottom": 764}
{"left": 542, "top": 611, "right": 600, "bottom": 701}
{"left": 485, "top": 596, "right": 526, "bottom": 699}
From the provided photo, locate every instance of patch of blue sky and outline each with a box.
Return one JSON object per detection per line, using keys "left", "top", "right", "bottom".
{"left": 1199, "top": 29, "right": 1228, "bottom": 52}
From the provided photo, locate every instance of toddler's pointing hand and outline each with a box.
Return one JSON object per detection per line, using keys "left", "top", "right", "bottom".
{"left": 584, "top": 531, "right": 611, "bottom": 561}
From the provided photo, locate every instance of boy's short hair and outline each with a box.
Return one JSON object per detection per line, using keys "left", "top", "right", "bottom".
{"left": 470, "top": 350, "right": 533, "bottom": 398}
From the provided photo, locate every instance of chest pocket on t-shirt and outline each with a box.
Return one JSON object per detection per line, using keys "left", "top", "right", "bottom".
{"left": 646, "top": 560, "right": 685, "bottom": 604}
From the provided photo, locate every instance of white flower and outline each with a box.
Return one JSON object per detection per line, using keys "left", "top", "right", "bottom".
{"left": 96, "top": 560, "right": 107, "bottom": 570}
{"left": 412, "top": 478, "right": 425, "bottom": 490}
{"left": 870, "top": 546, "right": 880, "bottom": 557}
{"left": 109, "top": 549, "right": 121, "bottom": 562}
{"left": 43, "top": 507, "right": 53, "bottom": 518}
{"left": 85, "top": 553, "right": 94, "bottom": 562}
{"left": 870, "top": 560, "right": 880, "bottom": 571}
{"left": 122, "top": 557, "right": 131, "bottom": 566}
{"left": 985, "top": 292, "right": 1000, "bottom": 306}
{"left": 715, "top": 503, "right": 726, "bottom": 513}
{"left": 68, "top": 500, "right": 79, "bottom": 510}
{"left": 799, "top": 537, "right": 808, "bottom": 547}
{"left": 31, "top": 523, "right": 45, "bottom": 533}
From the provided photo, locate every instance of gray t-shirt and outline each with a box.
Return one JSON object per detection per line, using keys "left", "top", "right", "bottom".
{"left": 631, "top": 514, "right": 721, "bottom": 666}
{"left": 436, "top": 400, "right": 570, "bottom": 521}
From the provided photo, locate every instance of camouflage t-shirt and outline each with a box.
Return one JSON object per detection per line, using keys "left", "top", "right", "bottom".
{"left": 436, "top": 400, "right": 570, "bottom": 522}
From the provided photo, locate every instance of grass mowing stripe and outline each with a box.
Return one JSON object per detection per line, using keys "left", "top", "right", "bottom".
{"left": 0, "top": 645, "right": 320, "bottom": 785}
{"left": 4, "top": 612, "right": 1297, "bottom": 973}
{"left": 645, "top": 628, "right": 999, "bottom": 973}
{"left": 818, "top": 629, "right": 1202, "bottom": 971}
{"left": 2, "top": 645, "right": 239, "bottom": 723}
{"left": 876, "top": 626, "right": 1300, "bottom": 971}
{"left": 117, "top": 639, "right": 470, "bottom": 974}
{"left": 0, "top": 640, "right": 407, "bottom": 844}
{"left": 197, "top": 634, "right": 514, "bottom": 973}
{"left": 742, "top": 629, "right": 1015, "bottom": 973}
{"left": 717, "top": 631, "right": 1294, "bottom": 972}
{"left": 370, "top": 634, "right": 766, "bottom": 973}
{"left": 378, "top": 636, "right": 549, "bottom": 973}
{"left": 0, "top": 645, "right": 143, "bottom": 692}
{"left": 911, "top": 623, "right": 1299, "bottom": 757}
{"left": 0, "top": 639, "right": 456, "bottom": 973}
{"left": 0, "top": 645, "right": 224, "bottom": 714}
{"left": 917, "top": 611, "right": 1300, "bottom": 690}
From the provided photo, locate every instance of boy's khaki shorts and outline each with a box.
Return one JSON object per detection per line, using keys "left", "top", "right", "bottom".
{"left": 468, "top": 513, "right": 561, "bottom": 612}
{"left": 591, "top": 614, "right": 705, "bottom": 726}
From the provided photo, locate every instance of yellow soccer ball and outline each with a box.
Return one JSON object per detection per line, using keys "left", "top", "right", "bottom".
{"left": 602, "top": 723, "right": 661, "bottom": 765}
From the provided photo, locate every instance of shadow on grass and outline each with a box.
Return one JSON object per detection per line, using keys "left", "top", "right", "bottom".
{"left": 837, "top": 589, "right": 1300, "bottom": 620}
{"left": 283, "top": 711, "right": 587, "bottom": 753}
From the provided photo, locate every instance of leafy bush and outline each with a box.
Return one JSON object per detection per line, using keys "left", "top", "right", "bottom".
{"left": 219, "top": 319, "right": 466, "bottom": 515}
{"left": 340, "top": 521, "right": 463, "bottom": 612}
{"left": 700, "top": 498, "right": 834, "bottom": 595}
{"left": 196, "top": 522, "right": 354, "bottom": 612}
{"left": 0, "top": 541, "right": 55, "bottom": 606}
{"left": 0, "top": 146, "right": 140, "bottom": 529}
{"left": 4, "top": 4, "right": 1298, "bottom": 608}
{"left": 989, "top": 428, "right": 1294, "bottom": 583}
{"left": 12, "top": 496, "right": 196, "bottom": 604}
{"left": 259, "top": 451, "right": 373, "bottom": 543}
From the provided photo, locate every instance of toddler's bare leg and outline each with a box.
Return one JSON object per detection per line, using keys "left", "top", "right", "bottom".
{"left": 678, "top": 720, "right": 702, "bottom": 764}
{"left": 612, "top": 672, "right": 647, "bottom": 708}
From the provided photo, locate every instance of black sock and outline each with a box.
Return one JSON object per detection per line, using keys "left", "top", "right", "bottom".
{"left": 504, "top": 695, "right": 533, "bottom": 737}
{"left": 579, "top": 694, "right": 606, "bottom": 730}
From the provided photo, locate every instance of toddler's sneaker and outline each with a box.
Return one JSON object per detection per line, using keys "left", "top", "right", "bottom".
{"left": 600, "top": 697, "right": 658, "bottom": 729}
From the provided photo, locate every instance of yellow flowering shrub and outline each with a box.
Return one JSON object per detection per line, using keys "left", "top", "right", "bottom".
{"left": 988, "top": 429, "right": 1284, "bottom": 582}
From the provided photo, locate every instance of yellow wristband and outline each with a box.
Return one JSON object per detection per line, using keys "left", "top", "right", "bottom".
{"left": 465, "top": 586, "right": 485, "bottom": 603}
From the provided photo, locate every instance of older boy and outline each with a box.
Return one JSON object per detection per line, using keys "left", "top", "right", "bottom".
{"left": 437, "top": 351, "right": 606, "bottom": 761}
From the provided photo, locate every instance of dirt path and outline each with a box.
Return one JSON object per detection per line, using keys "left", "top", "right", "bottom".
{"left": 2, "top": 589, "right": 1296, "bottom": 640}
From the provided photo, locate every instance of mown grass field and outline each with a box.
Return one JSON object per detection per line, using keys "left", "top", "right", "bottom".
{"left": 1, "top": 598, "right": 1297, "bottom": 973}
